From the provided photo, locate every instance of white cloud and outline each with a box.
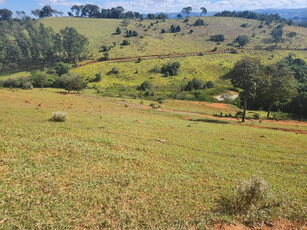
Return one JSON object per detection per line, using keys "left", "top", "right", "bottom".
{"left": 0, "top": 0, "right": 5, "bottom": 4}
{"left": 38, "top": 0, "right": 82, "bottom": 6}
{"left": 100, "top": 0, "right": 307, "bottom": 13}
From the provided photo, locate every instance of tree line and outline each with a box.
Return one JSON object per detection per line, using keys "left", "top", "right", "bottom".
{"left": 0, "top": 17, "right": 88, "bottom": 69}
{"left": 214, "top": 10, "right": 294, "bottom": 25}
{"left": 226, "top": 55, "right": 307, "bottom": 121}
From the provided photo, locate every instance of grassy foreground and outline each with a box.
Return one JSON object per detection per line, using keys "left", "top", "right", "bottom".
{"left": 0, "top": 88, "right": 306, "bottom": 228}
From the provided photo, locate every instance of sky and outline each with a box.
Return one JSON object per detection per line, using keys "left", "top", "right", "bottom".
{"left": 0, "top": 0, "right": 307, "bottom": 14}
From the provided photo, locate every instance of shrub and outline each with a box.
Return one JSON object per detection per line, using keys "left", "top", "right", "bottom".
{"left": 205, "top": 81, "right": 215, "bottom": 89}
{"left": 170, "top": 25, "right": 181, "bottom": 33}
{"left": 55, "top": 62, "right": 72, "bottom": 76}
{"left": 185, "top": 78, "right": 205, "bottom": 91}
{"left": 287, "top": 32, "right": 296, "bottom": 38}
{"left": 240, "top": 23, "right": 250, "bottom": 28}
{"left": 116, "top": 27, "right": 121, "bottom": 34}
{"left": 194, "top": 19, "right": 204, "bottom": 26}
{"left": 101, "top": 46, "right": 110, "bottom": 52}
{"left": 258, "top": 24, "right": 264, "bottom": 28}
{"left": 56, "top": 73, "right": 85, "bottom": 93}
{"left": 183, "top": 18, "right": 189, "bottom": 23}
{"left": 121, "top": 40, "right": 130, "bottom": 46}
{"left": 92, "top": 72, "right": 102, "bottom": 82}
{"left": 211, "top": 47, "right": 218, "bottom": 52}
{"left": 216, "top": 176, "right": 278, "bottom": 226}
{"left": 161, "top": 62, "right": 180, "bottom": 76}
{"left": 234, "top": 35, "right": 249, "bottom": 46}
{"left": 110, "top": 67, "right": 119, "bottom": 74}
{"left": 138, "top": 81, "right": 153, "bottom": 91}
{"left": 210, "top": 34, "right": 225, "bottom": 42}
{"left": 125, "top": 30, "right": 138, "bottom": 37}
{"left": 230, "top": 48, "right": 239, "bottom": 54}
{"left": 189, "top": 29, "right": 194, "bottom": 34}
{"left": 252, "top": 113, "right": 260, "bottom": 119}
{"left": 51, "top": 111, "right": 68, "bottom": 122}
{"left": 161, "top": 28, "right": 166, "bottom": 33}
{"left": 22, "top": 81, "right": 33, "bottom": 90}
{"left": 150, "top": 65, "right": 161, "bottom": 73}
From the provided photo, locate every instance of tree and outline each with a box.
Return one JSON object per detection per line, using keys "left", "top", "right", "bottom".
{"left": 234, "top": 35, "right": 249, "bottom": 46}
{"left": 55, "top": 62, "right": 72, "bottom": 76}
{"left": 30, "top": 71, "right": 48, "bottom": 88}
{"left": 194, "top": 19, "right": 204, "bottom": 26}
{"left": 210, "top": 34, "right": 225, "bottom": 42}
{"left": 271, "top": 27, "right": 283, "bottom": 42}
{"left": 71, "top": 5, "right": 84, "bottom": 17}
{"left": 61, "top": 27, "right": 89, "bottom": 61}
{"left": 177, "top": 14, "right": 182, "bottom": 19}
{"left": 185, "top": 78, "right": 205, "bottom": 91}
{"left": 147, "top": 13, "right": 155, "bottom": 19}
{"left": 40, "top": 5, "right": 55, "bottom": 18}
{"left": 138, "top": 81, "right": 153, "bottom": 91}
{"left": 200, "top": 7, "right": 207, "bottom": 16}
{"left": 116, "top": 27, "right": 121, "bottom": 34}
{"left": 57, "top": 73, "right": 85, "bottom": 93}
{"left": 264, "top": 65, "right": 297, "bottom": 118}
{"left": 182, "top": 7, "right": 192, "bottom": 18}
{"left": 31, "top": 9, "right": 41, "bottom": 18}
{"left": 161, "top": 62, "right": 181, "bottom": 76}
{"left": 225, "top": 57, "right": 264, "bottom": 122}
{"left": 0, "top": 9, "right": 13, "bottom": 20}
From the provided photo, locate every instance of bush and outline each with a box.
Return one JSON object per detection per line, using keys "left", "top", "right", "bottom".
{"left": 110, "top": 67, "right": 119, "bottom": 74}
{"left": 161, "top": 28, "right": 166, "bottom": 33}
{"left": 210, "top": 34, "right": 225, "bottom": 42}
{"left": 56, "top": 73, "right": 85, "bottom": 93}
{"left": 125, "top": 30, "right": 138, "bottom": 37}
{"left": 194, "top": 19, "right": 204, "bottom": 26}
{"left": 55, "top": 62, "right": 72, "bottom": 76}
{"left": 234, "top": 35, "right": 249, "bottom": 46}
{"left": 189, "top": 29, "right": 194, "bottom": 34}
{"left": 138, "top": 81, "right": 153, "bottom": 91}
{"left": 91, "top": 72, "right": 102, "bottom": 82}
{"left": 205, "top": 81, "right": 215, "bottom": 89}
{"left": 252, "top": 113, "right": 260, "bottom": 119}
{"left": 240, "top": 23, "right": 250, "bottom": 28}
{"left": 150, "top": 65, "right": 161, "bottom": 73}
{"left": 51, "top": 111, "right": 68, "bottom": 122}
{"left": 216, "top": 176, "right": 278, "bottom": 226}
{"left": 185, "top": 78, "right": 205, "bottom": 91}
{"left": 101, "top": 46, "right": 110, "bottom": 52}
{"left": 287, "top": 32, "right": 296, "bottom": 38}
{"left": 22, "top": 81, "right": 33, "bottom": 90}
{"left": 258, "top": 24, "right": 264, "bottom": 28}
{"left": 161, "top": 62, "right": 180, "bottom": 76}
{"left": 230, "top": 48, "right": 239, "bottom": 54}
{"left": 183, "top": 18, "right": 189, "bottom": 23}
{"left": 121, "top": 40, "right": 130, "bottom": 46}
{"left": 116, "top": 27, "right": 121, "bottom": 34}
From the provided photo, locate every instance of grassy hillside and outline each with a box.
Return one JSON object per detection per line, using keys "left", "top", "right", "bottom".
{"left": 72, "top": 50, "right": 307, "bottom": 97}
{"left": 41, "top": 17, "right": 307, "bottom": 59}
{"left": 0, "top": 88, "right": 306, "bottom": 228}
{"left": 40, "top": 17, "right": 120, "bottom": 51}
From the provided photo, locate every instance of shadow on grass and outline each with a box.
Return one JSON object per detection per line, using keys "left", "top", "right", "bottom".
{"left": 190, "top": 118, "right": 230, "bottom": 124}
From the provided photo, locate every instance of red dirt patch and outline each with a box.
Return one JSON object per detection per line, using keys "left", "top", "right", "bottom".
{"left": 37, "top": 104, "right": 45, "bottom": 108}
{"left": 242, "top": 124, "right": 307, "bottom": 135}
{"left": 25, "top": 100, "right": 34, "bottom": 104}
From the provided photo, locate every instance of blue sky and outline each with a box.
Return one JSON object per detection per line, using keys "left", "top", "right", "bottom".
{"left": 1, "top": 0, "right": 306, "bottom": 14}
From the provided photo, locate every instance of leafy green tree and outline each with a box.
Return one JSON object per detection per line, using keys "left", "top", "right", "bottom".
{"left": 57, "top": 73, "right": 85, "bottom": 93}
{"left": 185, "top": 78, "right": 205, "bottom": 91}
{"left": 200, "top": 7, "right": 207, "bottom": 16}
{"left": 61, "top": 27, "right": 88, "bottom": 61}
{"left": 234, "top": 35, "right": 249, "bottom": 46}
{"left": 161, "top": 62, "right": 181, "bottom": 76}
{"left": 30, "top": 71, "right": 48, "bottom": 88}
{"left": 116, "top": 27, "right": 121, "bottom": 34}
{"left": 177, "top": 14, "right": 182, "bottom": 19}
{"left": 271, "top": 27, "right": 283, "bottom": 42}
{"left": 55, "top": 62, "right": 72, "bottom": 76}
{"left": 264, "top": 65, "right": 297, "bottom": 118}
{"left": 194, "top": 19, "right": 204, "bottom": 26}
{"left": 138, "top": 81, "right": 153, "bottom": 91}
{"left": 0, "top": 9, "right": 13, "bottom": 20}
{"left": 182, "top": 7, "right": 192, "bottom": 17}
{"left": 226, "top": 57, "right": 264, "bottom": 122}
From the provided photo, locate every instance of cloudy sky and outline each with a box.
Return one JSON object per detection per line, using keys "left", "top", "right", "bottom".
{"left": 1, "top": 0, "right": 306, "bottom": 14}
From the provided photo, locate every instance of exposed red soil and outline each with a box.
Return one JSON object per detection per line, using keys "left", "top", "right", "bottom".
{"left": 25, "top": 100, "right": 34, "bottom": 104}
{"left": 242, "top": 124, "right": 307, "bottom": 135}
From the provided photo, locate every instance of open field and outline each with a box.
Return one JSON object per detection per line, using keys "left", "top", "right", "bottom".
{"left": 0, "top": 88, "right": 306, "bottom": 228}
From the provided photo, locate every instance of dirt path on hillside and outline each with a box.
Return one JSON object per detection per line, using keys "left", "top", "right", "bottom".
{"left": 73, "top": 48, "right": 307, "bottom": 69}
{"left": 79, "top": 95, "right": 307, "bottom": 134}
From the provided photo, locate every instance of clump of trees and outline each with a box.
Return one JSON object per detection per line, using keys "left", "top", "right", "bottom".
{"left": 234, "top": 35, "right": 249, "bottom": 46}
{"left": 185, "top": 78, "right": 215, "bottom": 91}
{"left": 210, "top": 34, "right": 225, "bottom": 42}
{"left": 0, "top": 18, "right": 88, "bottom": 69}
{"left": 32, "top": 5, "right": 63, "bottom": 18}
{"left": 137, "top": 81, "right": 153, "bottom": 91}
{"left": 161, "top": 62, "right": 181, "bottom": 76}
{"left": 121, "top": 40, "right": 130, "bottom": 46}
{"left": 182, "top": 7, "right": 192, "bottom": 18}
{"left": 170, "top": 25, "right": 181, "bottom": 33}
{"left": 225, "top": 55, "right": 306, "bottom": 121}
{"left": 214, "top": 10, "right": 293, "bottom": 25}
{"left": 125, "top": 30, "right": 138, "bottom": 37}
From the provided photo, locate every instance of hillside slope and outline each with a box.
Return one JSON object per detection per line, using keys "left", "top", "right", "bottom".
{"left": 41, "top": 17, "right": 307, "bottom": 59}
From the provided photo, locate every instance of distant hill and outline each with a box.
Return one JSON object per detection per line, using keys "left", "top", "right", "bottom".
{"left": 167, "top": 8, "right": 307, "bottom": 23}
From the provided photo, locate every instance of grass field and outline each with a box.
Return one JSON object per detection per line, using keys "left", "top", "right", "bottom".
{"left": 41, "top": 17, "right": 307, "bottom": 59}
{"left": 0, "top": 88, "right": 306, "bottom": 228}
